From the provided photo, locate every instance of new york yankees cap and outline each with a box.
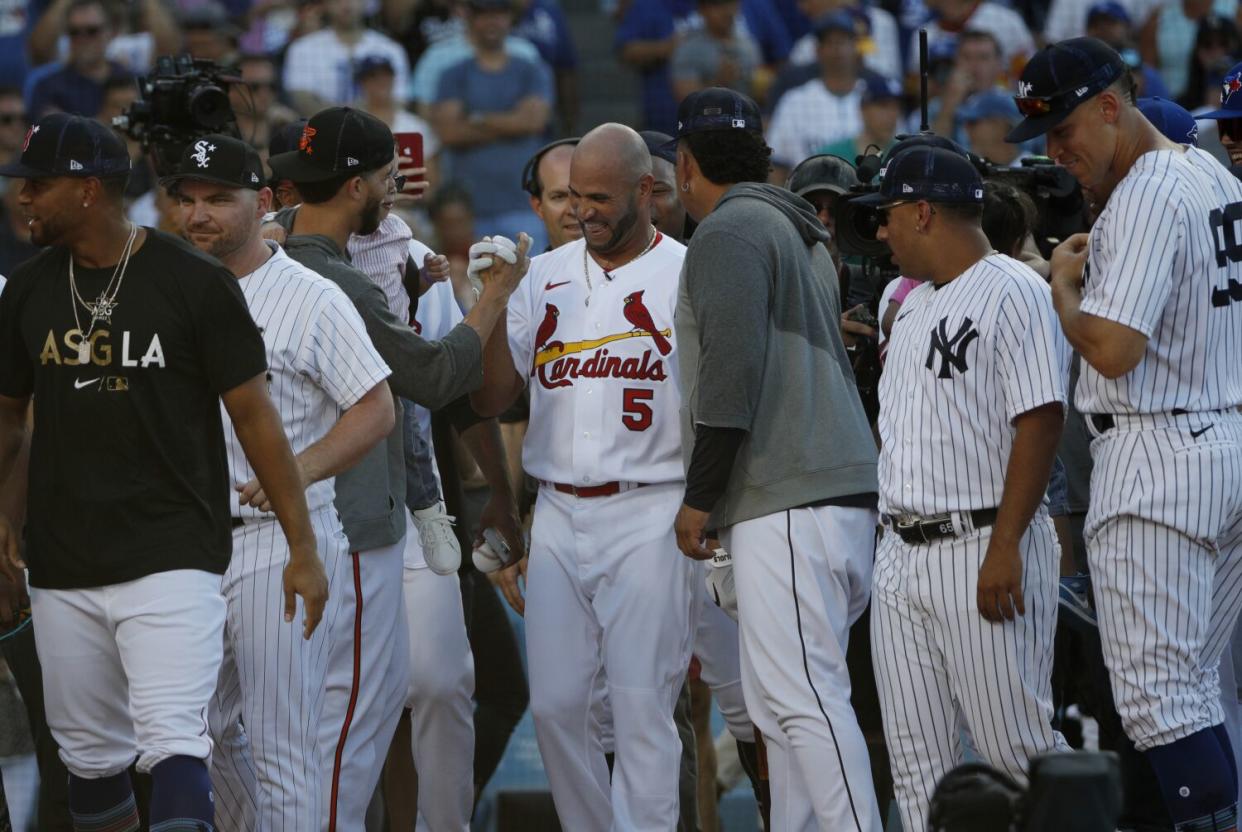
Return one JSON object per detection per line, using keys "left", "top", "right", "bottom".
{"left": 1199, "top": 60, "right": 1242, "bottom": 119}
{"left": 1005, "top": 37, "right": 1128, "bottom": 143}
{"left": 268, "top": 106, "right": 394, "bottom": 184}
{"left": 849, "top": 145, "right": 983, "bottom": 208}
{"left": 0, "top": 112, "right": 130, "bottom": 180}
{"left": 159, "top": 134, "right": 266, "bottom": 191}
{"left": 663, "top": 87, "right": 763, "bottom": 149}
{"left": 1138, "top": 97, "right": 1199, "bottom": 146}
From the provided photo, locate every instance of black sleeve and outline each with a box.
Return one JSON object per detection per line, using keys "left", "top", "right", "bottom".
{"left": 683, "top": 424, "right": 746, "bottom": 513}
{"left": 0, "top": 270, "right": 33, "bottom": 399}
{"left": 195, "top": 265, "right": 268, "bottom": 393}
{"left": 439, "top": 392, "right": 485, "bottom": 433}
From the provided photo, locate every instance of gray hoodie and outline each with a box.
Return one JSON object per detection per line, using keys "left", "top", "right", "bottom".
{"left": 676, "top": 183, "right": 878, "bottom": 529}
{"left": 281, "top": 231, "right": 482, "bottom": 552}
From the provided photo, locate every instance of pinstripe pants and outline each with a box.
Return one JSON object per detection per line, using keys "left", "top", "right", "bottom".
{"left": 1085, "top": 412, "right": 1242, "bottom": 750}
{"left": 871, "top": 515, "right": 1068, "bottom": 832}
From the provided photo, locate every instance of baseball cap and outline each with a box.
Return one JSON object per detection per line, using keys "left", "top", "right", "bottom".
{"left": 640, "top": 130, "right": 677, "bottom": 165}
{"left": 880, "top": 132, "right": 968, "bottom": 166}
{"left": 850, "top": 146, "right": 984, "bottom": 208}
{"left": 0, "top": 113, "right": 131, "bottom": 180}
{"left": 1005, "top": 37, "right": 1128, "bottom": 143}
{"left": 1138, "top": 97, "right": 1199, "bottom": 145}
{"left": 1086, "top": 1, "right": 1130, "bottom": 26}
{"left": 269, "top": 118, "right": 308, "bottom": 158}
{"left": 664, "top": 87, "right": 763, "bottom": 149}
{"left": 268, "top": 107, "right": 394, "bottom": 183}
{"left": 813, "top": 9, "right": 865, "bottom": 39}
{"left": 354, "top": 55, "right": 395, "bottom": 80}
{"left": 786, "top": 154, "right": 859, "bottom": 197}
{"left": 958, "top": 88, "right": 1020, "bottom": 124}
{"left": 1200, "top": 60, "right": 1242, "bottom": 119}
{"left": 159, "top": 134, "right": 265, "bottom": 191}
{"left": 861, "top": 75, "right": 902, "bottom": 105}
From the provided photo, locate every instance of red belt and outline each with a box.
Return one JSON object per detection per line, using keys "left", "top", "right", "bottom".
{"left": 543, "top": 481, "right": 647, "bottom": 498}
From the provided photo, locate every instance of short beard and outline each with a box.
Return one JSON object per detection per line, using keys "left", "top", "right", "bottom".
{"left": 583, "top": 193, "right": 640, "bottom": 257}
{"left": 359, "top": 192, "right": 383, "bottom": 236}
{"left": 189, "top": 223, "right": 251, "bottom": 264}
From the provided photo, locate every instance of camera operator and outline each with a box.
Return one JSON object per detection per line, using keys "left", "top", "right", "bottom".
{"left": 858, "top": 145, "right": 1071, "bottom": 832}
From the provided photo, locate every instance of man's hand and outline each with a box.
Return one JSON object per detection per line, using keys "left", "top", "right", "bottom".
{"left": 0, "top": 566, "right": 27, "bottom": 628}
{"left": 488, "top": 556, "right": 528, "bottom": 615}
{"left": 977, "top": 537, "right": 1025, "bottom": 623}
{"left": 237, "top": 477, "right": 274, "bottom": 513}
{"left": 468, "top": 233, "right": 532, "bottom": 296}
{"left": 841, "top": 303, "right": 879, "bottom": 348}
{"left": 0, "top": 516, "right": 23, "bottom": 585}
{"left": 283, "top": 544, "right": 328, "bottom": 639}
{"left": 675, "top": 504, "right": 714, "bottom": 560}
{"left": 261, "top": 221, "right": 288, "bottom": 245}
{"left": 478, "top": 494, "right": 526, "bottom": 565}
{"left": 1049, "top": 233, "right": 1089, "bottom": 294}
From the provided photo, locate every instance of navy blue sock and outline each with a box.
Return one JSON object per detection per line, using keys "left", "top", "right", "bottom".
{"left": 148, "top": 756, "right": 214, "bottom": 831}
{"left": 1214, "top": 723, "right": 1240, "bottom": 793}
{"left": 67, "top": 770, "right": 139, "bottom": 832}
{"left": 1145, "top": 726, "right": 1238, "bottom": 831}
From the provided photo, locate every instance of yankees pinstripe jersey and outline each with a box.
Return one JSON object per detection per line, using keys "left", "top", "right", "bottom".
{"left": 878, "top": 254, "right": 1069, "bottom": 516}
{"left": 1076, "top": 147, "right": 1242, "bottom": 415}
{"left": 222, "top": 243, "right": 391, "bottom": 518}
{"left": 508, "top": 234, "right": 686, "bottom": 486}
{"left": 348, "top": 214, "right": 413, "bottom": 325}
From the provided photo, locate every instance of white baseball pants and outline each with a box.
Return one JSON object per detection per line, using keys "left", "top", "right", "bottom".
{"left": 871, "top": 514, "right": 1068, "bottom": 832}
{"left": 30, "top": 569, "right": 225, "bottom": 777}
{"left": 692, "top": 564, "right": 752, "bottom": 742}
{"left": 525, "top": 482, "right": 696, "bottom": 832}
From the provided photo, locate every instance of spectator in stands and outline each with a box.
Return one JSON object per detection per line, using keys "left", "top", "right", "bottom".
{"left": 28, "top": 0, "right": 178, "bottom": 74}
{"left": 355, "top": 55, "right": 441, "bottom": 184}
{"left": 396, "top": 0, "right": 461, "bottom": 67}
{"left": 0, "top": 88, "right": 25, "bottom": 169}
{"left": 428, "top": 183, "right": 480, "bottom": 312}
{"left": 27, "top": 0, "right": 132, "bottom": 118}
{"left": 180, "top": 2, "right": 240, "bottom": 65}
{"left": 1078, "top": 6, "right": 1175, "bottom": 98}
{"left": 229, "top": 53, "right": 300, "bottom": 160}
{"left": 819, "top": 74, "right": 900, "bottom": 162}
{"left": 1043, "top": 0, "right": 1151, "bottom": 44}
{"left": 1178, "top": 14, "right": 1240, "bottom": 110}
{"left": 282, "top": 0, "right": 409, "bottom": 114}
{"left": 788, "top": 0, "right": 900, "bottom": 79}
{"left": 913, "top": 0, "right": 1034, "bottom": 79}
{"left": 0, "top": 0, "right": 44, "bottom": 88}
{"left": 928, "top": 30, "right": 1005, "bottom": 146}
{"left": 0, "top": 181, "right": 36, "bottom": 275}
{"left": 515, "top": 0, "right": 580, "bottom": 134}
{"left": 672, "top": 0, "right": 764, "bottom": 102}
{"left": 1141, "top": 0, "right": 1236, "bottom": 101}
{"left": 960, "top": 88, "right": 1023, "bottom": 166}
{"left": 430, "top": 0, "right": 552, "bottom": 250}
{"left": 766, "top": 11, "right": 864, "bottom": 181}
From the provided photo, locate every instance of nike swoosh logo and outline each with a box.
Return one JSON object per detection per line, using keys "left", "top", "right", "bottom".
{"left": 74, "top": 378, "right": 99, "bottom": 389}
{"left": 896, "top": 311, "right": 911, "bottom": 322}
{"left": 1190, "top": 425, "right": 1214, "bottom": 439}
{"left": 545, "top": 281, "right": 571, "bottom": 291}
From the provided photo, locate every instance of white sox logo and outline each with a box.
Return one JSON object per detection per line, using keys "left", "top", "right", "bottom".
{"left": 191, "top": 140, "right": 217, "bottom": 169}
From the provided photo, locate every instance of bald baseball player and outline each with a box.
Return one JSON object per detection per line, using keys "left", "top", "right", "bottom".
{"left": 471, "top": 123, "right": 697, "bottom": 831}
{"left": 167, "top": 134, "right": 395, "bottom": 831}
{"left": 1010, "top": 38, "right": 1242, "bottom": 832}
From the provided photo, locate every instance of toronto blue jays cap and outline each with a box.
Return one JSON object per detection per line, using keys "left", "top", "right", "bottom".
{"left": 1200, "top": 61, "right": 1242, "bottom": 119}
{"left": 268, "top": 106, "right": 393, "bottom": 183}
{"left": 666, "top": 87, "right": 763, "bottom": 146}
{"left": 0, "top": 112, "right": 131, "bottom": 180}
{"left": 850, "top": 146, "right": 984, "bottom": 208}
{"left": 160, "top": 134, "right": 266, "bottom": 191}
{"left": 958, "top": 88, "right": 1021, "bottom": 123}
{"left": 1138, "top": 97, "right": 1199, "bottom": 145}
{"left": 1005, "top": 37, "right": 1128, "bottom": 143}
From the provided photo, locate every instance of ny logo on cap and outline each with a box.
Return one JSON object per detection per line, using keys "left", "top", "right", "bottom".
{"left": 22, "top": 124, "right": 38, "bottom": 152}
{"left": 1017, "top": 80, "right": 1034, "bottom": 98}
{"left": 299, "top": 125, "right": 317, "bottom": 155}
{"left": 191, "top": 140, "right": 216, "bottom": 169}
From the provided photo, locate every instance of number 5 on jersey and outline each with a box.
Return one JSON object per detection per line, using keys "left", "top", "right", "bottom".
{"left": 622, "top": 388, "right": 653, "bottom": 431}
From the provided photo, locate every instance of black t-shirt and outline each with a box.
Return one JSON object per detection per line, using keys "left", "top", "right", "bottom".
{"left": 0, "top": 229, "right": 268, "bottom": 590}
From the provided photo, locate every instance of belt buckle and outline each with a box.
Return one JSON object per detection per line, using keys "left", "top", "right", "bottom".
{"left": 895, "top": 515, "right": 929, "bottom": 545}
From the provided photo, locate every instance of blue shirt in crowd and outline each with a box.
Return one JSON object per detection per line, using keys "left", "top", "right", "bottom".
{"left": 515, "top": 0, "right": 578, "bottom": 71}
{"left": 28, "top": 61, "right": 131, "bottom": 119}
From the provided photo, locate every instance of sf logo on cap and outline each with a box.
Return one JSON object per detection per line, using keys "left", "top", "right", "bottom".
{"left": 299, "top": 125, "right": 317, "bottom": 155}
{"left": 192, "top": 139, "right": 216, "bottom": 169}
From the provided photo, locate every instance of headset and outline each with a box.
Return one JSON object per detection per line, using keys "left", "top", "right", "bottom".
{"left": 521, "top": 137, "right": 580, "bottom": 197}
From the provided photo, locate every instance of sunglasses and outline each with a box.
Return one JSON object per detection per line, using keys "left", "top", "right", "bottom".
{"left": 67, "top": 24, "right": 103, "bottom": 37}
{"left": 1220, "top": 117, "right": 1242, "bottom": 141}
{"left": 0, "top": 113, "right": 26, "bottom": 126}
{"left": 876, "top": 200, "right": 915, "bottom": 226}
{"left": 1013, "top": 64, "right": 1121, "bottom": 119}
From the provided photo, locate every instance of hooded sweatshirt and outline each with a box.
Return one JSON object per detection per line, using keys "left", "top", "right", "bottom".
{"left": 676, "top": 182, "right": 878, "bottom": 530}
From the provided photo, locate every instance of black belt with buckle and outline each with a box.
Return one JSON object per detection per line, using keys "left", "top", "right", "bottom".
{"left": 1090, "top": 408, "right": 1209, "bottom": 435}
{"left": 884, "top": 508, "right": 999, "bottom": 545}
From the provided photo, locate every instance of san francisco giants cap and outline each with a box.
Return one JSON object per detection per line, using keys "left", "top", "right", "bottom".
{"left": 160, "top": 134, "right": 265, "bottom": 191}
{"left": 850, "top": 146, "right": 983, "bottom": 208}
{"left": 1005, "top": 37, "right": 1127, "bottom": 143}
{"left": 268, "top": 106, "right": 394, "bottom": 184}
{"left": 0, "top": 112, "right": 131, "bottom": 180}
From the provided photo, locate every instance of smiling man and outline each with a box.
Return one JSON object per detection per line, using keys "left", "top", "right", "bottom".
{"left": 1008, "top": 37, "right": 1242, "bottom": 832}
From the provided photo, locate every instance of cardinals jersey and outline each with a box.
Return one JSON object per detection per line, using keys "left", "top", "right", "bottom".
{"left": 508, "top": 234, "right": 686, "bottom": 486}
{"left": 1076, "top": 147, "right": 1242, "bottom": 415}
{"left": 878, "top": 254, "right": 1069, "bottom": 516}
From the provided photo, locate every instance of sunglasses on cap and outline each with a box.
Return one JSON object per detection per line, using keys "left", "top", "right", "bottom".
{"left": 1013, "top": 63, "right": 1122, "bottom": 118}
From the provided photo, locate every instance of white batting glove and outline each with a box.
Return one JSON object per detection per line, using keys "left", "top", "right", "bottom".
{"left": 466, "top": 235, "right": 519, "bottom": 280}
{"left": 706, "top": 547, "right": 738, "bottom": 621}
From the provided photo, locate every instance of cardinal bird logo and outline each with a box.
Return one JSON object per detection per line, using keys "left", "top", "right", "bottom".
{"left": 535, "top": 303, "right": 560, "bottom": 352}
{"left": 299, "top": 124, "right": 317, "bottom": 155}
{"left": 623, "top": 291, "right": 671, "bottom": 356}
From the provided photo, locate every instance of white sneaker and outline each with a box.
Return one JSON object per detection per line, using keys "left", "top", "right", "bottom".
{"left": 412, "top": 501, "right": 461, "bottom": 575}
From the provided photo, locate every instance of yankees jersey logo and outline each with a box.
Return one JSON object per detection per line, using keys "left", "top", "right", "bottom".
{"left": 925, "top": 316, "right": 979, "bottom": 379}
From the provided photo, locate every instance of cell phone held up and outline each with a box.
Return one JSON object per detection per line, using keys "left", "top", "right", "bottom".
{"left": 394, "top": 132, "right": 424, "bottom": 186}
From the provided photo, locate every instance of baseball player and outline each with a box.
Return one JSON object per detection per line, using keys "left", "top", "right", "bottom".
{"left": 1010, "top": 38, "right": 1242, "bottom": 831}
{"left": 167, "top": 135, "right": 396, "bottom": 831}
{"left": 0, "top": 114, "right": 326, "bottom": 831}
{"left": 671, "top": 88, "right": 882, "bottom": 832}
{"left": 470, "top": 123, "right": 697, "bottom": 831}
{"left": 854, "top": 146, "right": 1071, "bottom": 831}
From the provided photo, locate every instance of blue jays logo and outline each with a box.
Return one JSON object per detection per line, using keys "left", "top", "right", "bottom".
{"left": 1223, "top": 72, "right": 1242, "bottom": 105}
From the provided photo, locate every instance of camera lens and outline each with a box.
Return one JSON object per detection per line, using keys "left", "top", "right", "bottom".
{"left": 187, "top": 83, "right": 232, "bottom": 129}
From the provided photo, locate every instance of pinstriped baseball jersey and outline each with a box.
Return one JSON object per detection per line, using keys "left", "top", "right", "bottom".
{"left": 507, "top": 234, "right": 686, "bottom": 486}
{"left": 1075, "top": 147, "right": 1242, "bottom": 415}
{"left": 221, "top": 243, "right": 391, "bottom": 518}
{"left": 878, "top": 254, "right": 1069, "bottom": 516}
{"left": 347, "top": 214, "right": 413, "bottom": 326}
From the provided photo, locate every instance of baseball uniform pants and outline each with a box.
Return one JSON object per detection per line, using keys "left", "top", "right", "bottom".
{"left": 692, "top": 564, "right": 753, "bottom": 742}
{"left": 401, "top": 518, "right": 475, "bottom": 832}
{"left": 209, "top": 508, "right": 349, "bottom": 832}
{"left": 871, "top": 514, "right": 1068, "bottom": 832}
{"left": 526, "top": 482, "right": 696, "bottom": 832}
{"left": 320, "top": 537, "right": 410, "bottom": 832}
{"left": 723, "top": 504, "right": 882, "bottom": 832}
{"left": 29, "top": 569, "right": 225, "bottom": 778}
{"left": 1085, "top": 411, "right": 1242, "bottom": 750}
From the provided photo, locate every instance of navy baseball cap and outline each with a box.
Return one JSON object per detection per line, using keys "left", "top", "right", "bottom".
{"left": 814, "top": 9, "right": 865, "bottom": 39}
{"left": 1138, "top": 97, "right": 1199, "bottom": 145}
{"left": 1086, "top": 1, "right": 1130, "bottom": 25}
{"left": 959, "top": 88, "right": 1020, "bottom": 123}
{"left": 665, "top": 87, "right": 763, "bottom": 147}
{"left": 268, "top": 106, "right": 394, "bottom": 183}
{"left": 160, "top": 134, "right": 266, "bottom": 191}
{"left": 1005, "top": 37, "right": 1128, "bottom": 143}
{"left": 850, "top": 146, "right": 984, "bottom": 208}
{"left": 354, "top": 55, "right": 395, "bottom": 80}
{"left": 880, "top": 133, "right": 969, "bottom": 166}
{"left": 640, "top": 130, "right": 677, "bottom": 165}
{"left": 0, "top": 113, "right": 131, "bottom": 180}
{"left": 786, "top": 154, "right": 859, "bottom": 197}
{"left": 861, "top": 75, "right": 902, "bottom": 105}
{"left": 1200, "top": 61, "right": 1242, "bottom": 119}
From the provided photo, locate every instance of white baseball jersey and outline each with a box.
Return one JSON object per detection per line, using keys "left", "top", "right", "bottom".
{"left": 508, "top": 234, "right": 686, "bottom": 486}
{"left": 878, "top": 254, "right": 1069, "bottom": 516}
{"left": 348, "top": 214, "right": 414, "bottom": 326}
{"left": 1076, "top": 147, "right": 1242, "bottom": 415}
{"left": 221, "top": 243, "right": 392, "bottom": 519}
